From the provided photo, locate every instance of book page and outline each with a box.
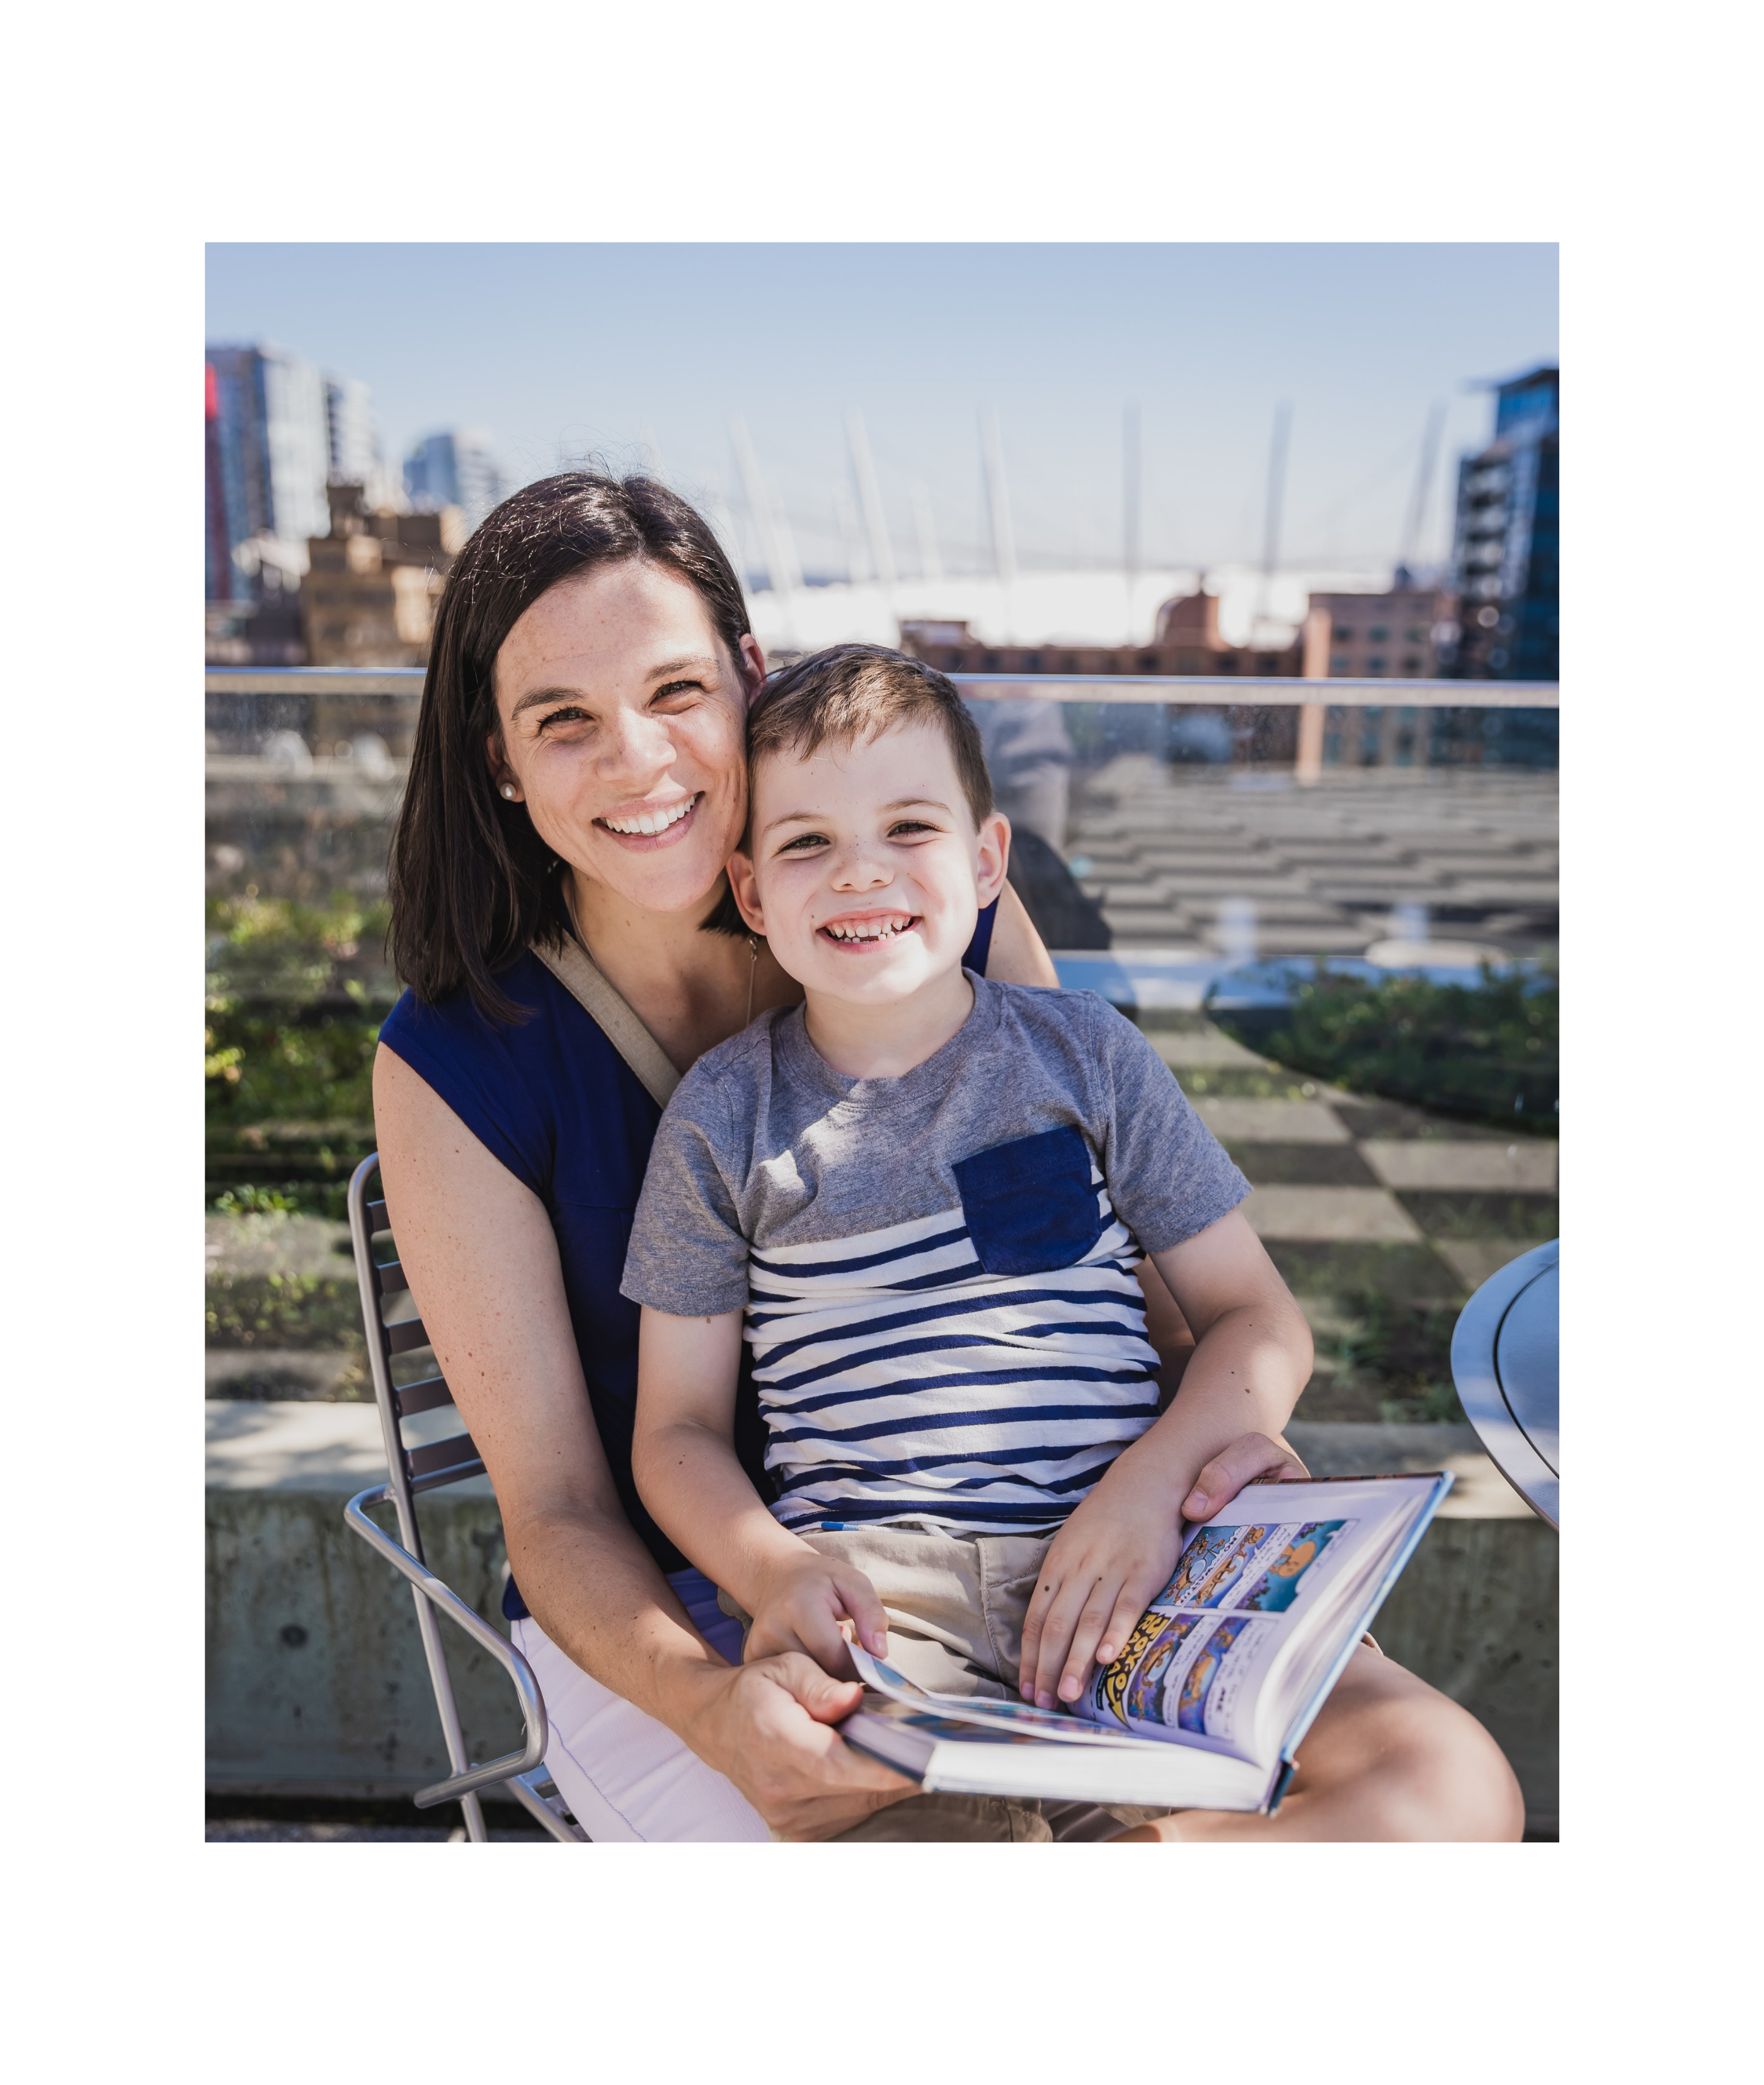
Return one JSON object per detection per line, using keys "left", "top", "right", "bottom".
{"left": 847, "top": 1642, "right": 1157, "bottom": 1747}
{"left": 1074, "top": 1477, "right": 1441, "bottom": 1763}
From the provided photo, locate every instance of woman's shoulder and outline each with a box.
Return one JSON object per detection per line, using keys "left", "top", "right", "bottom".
{"left": 380, "top": 951, "right": 660, "bottom": 1203}
{"left": 379, "top": 949, "right": 557, "bottom": 1056}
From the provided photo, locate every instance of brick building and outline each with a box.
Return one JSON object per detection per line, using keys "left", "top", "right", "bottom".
{"left": 302, "top": 484, "right": 464, "bottom": 669}
{"left": 898, "top": 588, "right": 1303, "bottom": 678}
{"left": 1308, "top": 582, "right": 1451, "bottom": 680}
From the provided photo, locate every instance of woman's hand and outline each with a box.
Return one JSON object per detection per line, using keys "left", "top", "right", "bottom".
{"left": 1017, "top": 1430, "right": 1310, "bottom": 1711}
{"left": 681, "top": 1652, "right": 915, "bottom": 1841}
{"left": 743, "top": 1554, "right": 890, "bottom": 1680}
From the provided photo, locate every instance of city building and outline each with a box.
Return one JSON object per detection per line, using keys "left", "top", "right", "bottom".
{"left": 898, "top": 587, "right": 1303, "bottom": 679}
{"left": 301, "top": 483, "right": 463, "bottom": 669}
{"left": 1308, "top": 580, "right": 1451, "bottom": 679}
{"left": 1447, "top": 364, "right": 1559, "bottom": 680}
{"left": 404, "top": 429, "right": 506, "bottom": 532}
{"left": 205, "top": 343, "right": 332, "bottom": 602}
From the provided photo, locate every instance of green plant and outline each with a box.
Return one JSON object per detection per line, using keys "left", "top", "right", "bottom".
{"left": 210, "top": 1184, "right": 302, "bottom": 1217}
{"left": 206, "top": 890, "right": 392, "bottom": 1184}
{"left": 1212, "top": 962, "right": 1557, "bottom": 1132}
{"left": 1309, "top": 1289, "right": 1467, "bottom": 1424}
{"left": 205, "top": 1272, "right": 365, "bottom": 1351}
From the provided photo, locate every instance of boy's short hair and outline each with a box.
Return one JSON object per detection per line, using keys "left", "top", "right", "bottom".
{"left": 747, "top": 644, "right": 995, "bottom": 832}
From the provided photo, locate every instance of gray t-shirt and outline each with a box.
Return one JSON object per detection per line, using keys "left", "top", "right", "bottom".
{"left": 622, "top": 977, "right": 1251, "bottom": 1538}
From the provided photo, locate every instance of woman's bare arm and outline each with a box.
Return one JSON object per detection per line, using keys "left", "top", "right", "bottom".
{"left": 371, "top": 1044, "right": 910, "bottom": 1833}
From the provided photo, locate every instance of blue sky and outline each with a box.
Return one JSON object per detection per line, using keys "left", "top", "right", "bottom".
{"left": 205, "top": 243, "right": 1557, "bottom": 578}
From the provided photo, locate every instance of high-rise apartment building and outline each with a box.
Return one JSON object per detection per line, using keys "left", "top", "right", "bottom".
{"left": 326, "top": 377, "right": 377, "bottom": 487}
{"left": 1448, "top": 365, "right": 1559, "bottom": 680}
{"left": 205, "top": 343, "right": 333, "bottom": 602}
{"left": 404, "top": 428, "right": 506, "bottom": 532}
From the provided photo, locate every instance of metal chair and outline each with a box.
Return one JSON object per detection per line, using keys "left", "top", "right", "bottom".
{"left": 343, "top": 1153, "right": 588, "bottom": 1842}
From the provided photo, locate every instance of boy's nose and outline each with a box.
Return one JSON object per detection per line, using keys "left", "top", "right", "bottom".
{"left": 829, "top": 841, "right": 893, "bottom": 890}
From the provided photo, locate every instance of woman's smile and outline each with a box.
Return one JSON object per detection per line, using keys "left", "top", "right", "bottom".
{"left": 594, "top": 791, "right": 704, "bottom": 845}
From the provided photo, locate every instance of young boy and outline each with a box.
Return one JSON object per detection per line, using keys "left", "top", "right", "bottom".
{"left": 625, "top": 645, "right": 1314, "bottom": 1771}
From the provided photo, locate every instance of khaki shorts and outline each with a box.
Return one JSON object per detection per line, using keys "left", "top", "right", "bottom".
{"left": 719, "top": 1522, "right": 1169, "bottom": 1843}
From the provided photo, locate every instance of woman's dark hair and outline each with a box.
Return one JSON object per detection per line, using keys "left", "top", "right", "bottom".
{"left": 387, "top": 472, "right": 752, "bottom": 1021}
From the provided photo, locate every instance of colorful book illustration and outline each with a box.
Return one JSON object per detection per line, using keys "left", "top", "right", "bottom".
{"left": 841, "top": 1472, "right": 1453, "bottom": 1815}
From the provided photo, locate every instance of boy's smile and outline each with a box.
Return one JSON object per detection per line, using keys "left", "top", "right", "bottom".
{"left": 820, "top": 908, "right": 919, "bottom": 948}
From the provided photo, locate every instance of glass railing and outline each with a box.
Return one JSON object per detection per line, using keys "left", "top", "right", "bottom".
{"left": 207, "top": 667, "right": 1557, "bottom": 1427}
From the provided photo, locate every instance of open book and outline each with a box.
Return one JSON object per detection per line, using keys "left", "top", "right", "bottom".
{"left": 841, "top": 1473, "right": 1452, "bottom": 1814}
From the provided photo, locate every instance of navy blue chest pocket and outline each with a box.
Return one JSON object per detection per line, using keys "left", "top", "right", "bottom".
{"left": 952, "top": 1125, "right": 1108, "bottom": 1278}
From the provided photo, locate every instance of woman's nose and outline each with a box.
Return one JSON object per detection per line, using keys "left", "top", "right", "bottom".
{"left": 597, "top": 704, "right": 677, "bottom": 787}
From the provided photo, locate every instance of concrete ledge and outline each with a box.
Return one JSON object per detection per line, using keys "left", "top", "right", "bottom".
{"left": 207, "top": 1403, "right": 1557, "bottom": 1829}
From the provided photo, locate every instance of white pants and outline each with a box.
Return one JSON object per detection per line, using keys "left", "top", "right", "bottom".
{"left": 510, "top": 1571, "right": 769, "bottom": 1843}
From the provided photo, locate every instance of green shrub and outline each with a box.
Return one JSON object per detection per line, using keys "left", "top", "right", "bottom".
{"left": 1212, "top": 963, "right": 1557, "bottom": 1132}
{"left": 1306, "top": 1290, "right": 1467, "bottom": 1424}
{"left": 205, "top": 1272, "right": 365, "bottom": 1351}
{"left": 207, "top": 891, "right": 393, "bottom": 1205}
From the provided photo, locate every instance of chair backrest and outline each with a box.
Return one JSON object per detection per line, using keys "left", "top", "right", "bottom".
{"left": 346, "top": 1155, "right": 485, "bottom": 1560}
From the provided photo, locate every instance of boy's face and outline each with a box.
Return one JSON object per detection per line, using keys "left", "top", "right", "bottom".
{"left": 728, "top": 720, "right": 1010, "bottom": 1006}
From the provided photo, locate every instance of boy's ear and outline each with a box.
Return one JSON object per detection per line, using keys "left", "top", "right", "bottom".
{"left": 974, "top": 812, "right": 1011, "bottom": 907}
{"left": 726, "top": 849, "right": 767, "bottom": 936}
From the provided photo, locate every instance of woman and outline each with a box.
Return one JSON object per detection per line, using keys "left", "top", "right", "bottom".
{"left": 375, "top": 473, "right": 1521, "bottom": 1842}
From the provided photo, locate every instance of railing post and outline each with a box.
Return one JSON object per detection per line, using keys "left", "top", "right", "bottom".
{"left": 1296, "top": 607, "right": 1331, "bottom": 785}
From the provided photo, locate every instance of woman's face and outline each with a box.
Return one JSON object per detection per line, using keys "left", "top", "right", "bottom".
{"left": 489, "top": 560, "right": 765, "bottom": 917}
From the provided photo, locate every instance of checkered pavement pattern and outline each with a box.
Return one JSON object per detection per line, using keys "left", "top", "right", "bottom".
{"left": 1065, "top": 761, "right": 1558, "bottom": 959}
{"left": 1143, "top": 1018, "right": 1556, "bottom": 1420}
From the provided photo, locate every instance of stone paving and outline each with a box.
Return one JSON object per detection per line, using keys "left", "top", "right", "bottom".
{"left": 1064, "top": 761, "right": 1558, "bottom": 960}
{"left": 1144, "top": 1021, "right": 1556, "bottom": 1417}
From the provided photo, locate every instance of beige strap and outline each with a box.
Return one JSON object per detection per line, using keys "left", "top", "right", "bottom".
{"left": 530, "top": 934, "right": 682, "bottom": 1110}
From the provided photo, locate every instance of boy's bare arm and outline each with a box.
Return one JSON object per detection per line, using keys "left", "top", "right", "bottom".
{"left": 632, "top": 1307, "right": 890, "bottom": 1677}
{"left": 1016, "top": 1209, "right": 1314, "bottom": 1709}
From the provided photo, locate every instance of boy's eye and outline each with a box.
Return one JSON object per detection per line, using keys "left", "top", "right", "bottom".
{"left": 777, "top": 832, "right": 828, "bottom": 854}
{"left": 889, "top": 819, "right": 937, "bottom": 837}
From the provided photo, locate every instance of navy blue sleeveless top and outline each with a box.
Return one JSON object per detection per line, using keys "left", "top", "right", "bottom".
{"left": 378, "top": 900, "right": 999, "bottom": 1615}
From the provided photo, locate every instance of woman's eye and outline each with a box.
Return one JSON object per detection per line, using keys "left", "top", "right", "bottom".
{"left": 536, "top": 705, "right": 590, "bottom": 732}
{"left": 653, "top": 680, "right": 703, "bottom": 704}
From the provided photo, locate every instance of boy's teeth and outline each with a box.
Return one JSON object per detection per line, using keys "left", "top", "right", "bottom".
{"left": 827, "top": 918, "right": 908, "bottom": 940}
{"left": 601, "top": 794, "right": 697, "bottom": 836}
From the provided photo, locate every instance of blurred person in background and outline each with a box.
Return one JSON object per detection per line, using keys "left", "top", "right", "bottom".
{"left": 972, "top": 696, "right": 1110, "bottom": 951}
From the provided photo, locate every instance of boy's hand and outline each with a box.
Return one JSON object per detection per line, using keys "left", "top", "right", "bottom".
{"left": 1017, "top": 1462, "right": 1186, "bottom": 1711}
{"left": 1017, "top": 1430, "right": 1310, "bottom": 1711}
{"left": 745, "top": 1551, "right": 891, "bottom": 1683}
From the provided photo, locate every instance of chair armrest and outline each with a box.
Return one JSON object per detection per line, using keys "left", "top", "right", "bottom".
{"left": 345, "top": 1484, "right": 549, "bottom": 1808}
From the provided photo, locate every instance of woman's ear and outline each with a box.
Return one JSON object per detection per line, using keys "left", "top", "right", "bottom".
{"left": 726, "top": 848, "right": 767, "bottom": 934}
{"left": 483, "top": 731, "right": 518, "bottom": 799}
{"left": 738, "top": 635, "right": 768, "bottom": 709}
{"left": 975, "top": 811, "right": 1011, "bottom": 907}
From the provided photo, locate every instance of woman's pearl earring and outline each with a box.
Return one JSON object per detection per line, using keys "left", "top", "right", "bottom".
{"left": 500, "top": 783, "right": 517, "bottom": 800}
